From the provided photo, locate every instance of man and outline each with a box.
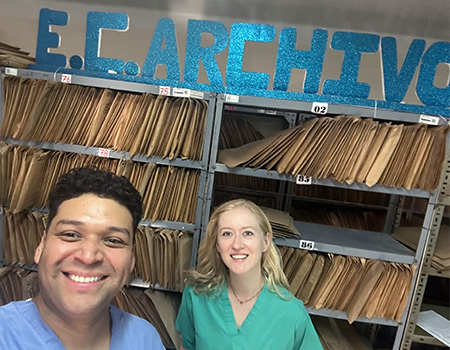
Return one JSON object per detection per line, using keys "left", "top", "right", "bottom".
{"left": 0, "top": 167, "right": 165, "bottom": 350}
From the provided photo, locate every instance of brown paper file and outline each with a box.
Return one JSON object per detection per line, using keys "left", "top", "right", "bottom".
{"left": 322, "top": 255, "right": 355, "bottom": 310}
{"left": 403, "top": 127, "right": 431, "bottom": 190}
{"left": 355, "top": 122, "right": 390, "bottom": 183}
{"left": 178, "top": 231, "right": 193, "bottom": 289}
{"left": 128, "top": 93, "right": 156, "bottom": 156}
{"left": 169, "top": 99, "right": 193, "bottom": 159}
{"left": 144, "top": 288, "right": 182, "bottom": 350}
{"left": 365, "top": 124, "right": 403, "bottom": 187}
{"left": 333, "top": 257, "right": 365, "bottom": 311}
{"left": 249, "top": 124, "right": 305, "bottom": 170}
{"left": 217, "top": 130, "right": 289, "bottom": 168}
{"left": 276, "top": 117, "right": 319, "bottom": 174}
{"left": 19, "top": 80, "right": 56, "bottom": 141}
{"left": 298, "top": 253, "right": 325, "bottom": 304}
{"left": 417, "top": 126, "right": 449, "bottom": 191}
{"left": 291, "top": 117, "right": 334, "bottom": 176}
{"left": 345, "top": 120, "right": 378, "bottom": 185}
{"left": 146, "top": 97, "right": 172, "bottom": 156}
{"left": 379, "top": 123, "right": 421, "bottom": 187}
{"left": 330, "top": 118, "right": 369, "bottom": 182}
{"left": 284, "top": 248, "right": 308, "bottom": 281}
{"left": 312, "top": 316, "right": 372, "bottom": 350}
{"left": 312, "top": 255, "right": 346, "bottom": 310}
{"left": 345, "top": 260, "right": 384, "bottom": 323}
{"left": 306, "top": 116, "right": 357, "bottom": 179}
{"left": 290, "top": 252, "right": 316, "bottom": 296}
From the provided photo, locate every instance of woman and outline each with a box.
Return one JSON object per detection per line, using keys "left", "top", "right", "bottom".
{"left": 175, "top": 199, "right": 322, "bottom": 350}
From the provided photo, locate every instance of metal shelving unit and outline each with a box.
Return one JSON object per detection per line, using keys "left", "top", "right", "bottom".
{"left": 0, "top": 67, "right": 217, "bottom": 271}
{"left": 204, "top": 93, "right": 450, "bottom": 350}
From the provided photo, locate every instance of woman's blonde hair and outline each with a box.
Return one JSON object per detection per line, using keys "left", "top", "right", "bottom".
{"left": 185, "top": 198, "right": 290, "bottom": 297}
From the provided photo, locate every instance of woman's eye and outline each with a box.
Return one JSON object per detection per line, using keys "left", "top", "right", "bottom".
{"left": 221, "top": 231, "right": 232, "bottom": 237}
{"left": 243, "top": 231, "right": 254, "bottom": 236}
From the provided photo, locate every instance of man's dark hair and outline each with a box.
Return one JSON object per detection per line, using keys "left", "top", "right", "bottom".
{"left": 47, "top": 167, "right": 142, "bottom": 235}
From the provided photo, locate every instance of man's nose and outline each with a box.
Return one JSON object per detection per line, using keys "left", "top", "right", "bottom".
{"left": 74, "top": 240, "right": 104, "bottom": 264}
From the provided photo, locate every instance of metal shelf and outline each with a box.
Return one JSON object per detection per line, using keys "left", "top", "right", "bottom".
{"left": 275, "top": 220, "right": 416, "bottom": 264}
{"left": 215, "top": 163, "right": 432, "bottom": 199}
{"left": 221, "top": 93, "right": 450, "bottom": 123}
{"left": 139, "top": 219, "right": 195, "bottom": 232}
{"left": 305, "top": 306, "right": 400, "bottom": 327}
{"left": 3, "top": 138, "right": 204, "bottom": 170}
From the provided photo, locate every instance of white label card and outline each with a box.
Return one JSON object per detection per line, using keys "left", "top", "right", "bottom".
{"left": 299, "top": 240, "right": 315, "bottom": 250}
{"left": 98, "top": 148, "right": 110, "bottom": 158}
{"left": 61, "top": 74, "right": 72, "bottom": 84}
{"left": 419, "top": 114, "right": 439, "bottom": 125}
{"left": 159, "top": 86, "right": 171, "bottom": 95}
{"left": 225, "top": 94, "right": 239, "bottom": 103}
{"left": 5, "top": 68, "right": 18, "bottom": 76}
{"left": 189, "top": 90, "right": 204, "bottom": 99}
{"left": 296, "top": 175, "right": 312, "bottom": 185}
{"left": 172, "top": 87, "right": 190, "bottom": 97}
{"left": 311, "top": 102, "right": 328, "bottom": 115}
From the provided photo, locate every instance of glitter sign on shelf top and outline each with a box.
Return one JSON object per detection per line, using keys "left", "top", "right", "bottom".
{"left": 29, "top": 8, "right": 450, "bottom": 117}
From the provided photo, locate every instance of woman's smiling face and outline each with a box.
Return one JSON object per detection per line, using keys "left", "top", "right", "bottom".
{"left": 216, "top": 206, "right": 269, "bottom": 278}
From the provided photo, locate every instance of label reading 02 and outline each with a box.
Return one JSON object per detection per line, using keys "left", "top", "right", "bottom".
{"left": 311, "top": 102, "right": 328, "bottom": 115}
{"left": 299, "top": 240, "right": 315, "bottom": 250}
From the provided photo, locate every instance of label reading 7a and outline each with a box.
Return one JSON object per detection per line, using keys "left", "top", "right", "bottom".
{"left": 299, "top": 240, "right": 315, "bottom": 250}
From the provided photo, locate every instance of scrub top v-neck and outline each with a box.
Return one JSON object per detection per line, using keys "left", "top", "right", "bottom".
{"left": 175, "top": 282, "right": 323, "bottom": 350}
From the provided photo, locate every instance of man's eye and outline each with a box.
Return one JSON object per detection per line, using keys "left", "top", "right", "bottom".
{"left": 58, "top": 232, "right": 80, "bottom": 240}
{"left": 105, "top": 237, "right": 127, "bottom": 247}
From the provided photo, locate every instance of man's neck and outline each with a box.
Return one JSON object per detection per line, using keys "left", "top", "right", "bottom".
{"left": 32, "top": 296, "right": 112, "bottom": 350}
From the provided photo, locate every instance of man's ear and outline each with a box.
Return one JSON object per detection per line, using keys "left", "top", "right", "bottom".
{"left": 34, "top": 232, "right": 47, "bottom": 265}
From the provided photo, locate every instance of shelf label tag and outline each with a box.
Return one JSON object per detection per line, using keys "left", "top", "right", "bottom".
{"left": 172, "top": 87, "right": 190, "bottom": 97}
{"left": 61, "top": 74, "right": 72, "bottom": 84}
{"left": 419, "top": 114, "right": 439, "bottom": 125}
{"left": 225, "top": 94, "right": 240, "bottom": 103}
{"left": 5, "top": 68, "right": 18, "bottom": 76}
{"left": 299, "top": 240, "right": 315, "bottom": 250}
{"left": 296, "top": 175, "right": 312, "bottom": 185}
{"left": 98, "top": 148, "right": 110, "bottom": 158}
{"left": 311, "top": 102, "right": 328, "bottom": 114}
{"left": 159, "top": 86, "right": 171, "bottom": 95}
{"left": 189, "top": 90, "right": 204, "bottom": 99}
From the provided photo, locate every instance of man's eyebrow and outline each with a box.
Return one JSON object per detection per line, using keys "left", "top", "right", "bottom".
{"left": 108, "top": 226, "right": 131, "bottom": 237}
{"left": 55, "top": 220, "right": 131, "bottom": 237}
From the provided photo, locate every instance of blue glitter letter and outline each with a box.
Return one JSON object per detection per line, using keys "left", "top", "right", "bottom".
{"left": 85, "top": 12, "right": 127, "bottom": 74}
{"left": 184, "top": 20, "right": 228, "bottom": 86}
{"left": 226, "top": 23, "right": 276, "bottom": 90}
{"left": 274, "top": 28, "right": 327, "bottom": 93}
{"left": 142, "top": 18, "right": 180, "bottom": 81}
{"left": 35, "top": 8, "right": 68, "bottom": 68}
{"left": 417, "top": 42, "right": 450, "bottom": 107}
{"left": 382, "top": 37, "right": 425, "bottom": 102}
{"left": 323, "top": 32, "right": 380, "bottom": 98}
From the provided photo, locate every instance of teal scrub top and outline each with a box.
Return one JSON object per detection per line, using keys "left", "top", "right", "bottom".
{"left": 175, "top": 282, "right": 323, "bottom": 350}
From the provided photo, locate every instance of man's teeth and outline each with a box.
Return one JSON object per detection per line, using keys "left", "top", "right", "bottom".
{"left": 231, "top": 255, "right": 247, "bottom": 259}
{"left": 69, "top": 275, "right": 102, "bottom": 283}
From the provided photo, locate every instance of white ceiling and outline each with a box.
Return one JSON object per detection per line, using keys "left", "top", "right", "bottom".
{"left": 57, "top": 0, "right": 450, "bottom": 40}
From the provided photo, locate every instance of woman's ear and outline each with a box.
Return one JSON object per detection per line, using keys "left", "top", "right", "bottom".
{"left": 263, "top": 232, "right": 270, "bottom": 252}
